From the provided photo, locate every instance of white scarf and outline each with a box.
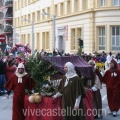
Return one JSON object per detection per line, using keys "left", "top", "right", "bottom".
{"left": 64, "top": 62, "right": 78, "bottom": 87}
{"left": 111, "top": 72, "right": 117, "bottom": 77}
{"left": 15, "top": 63, "right": 27, "bottom": 83}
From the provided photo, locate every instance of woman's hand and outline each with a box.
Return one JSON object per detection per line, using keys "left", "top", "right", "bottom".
{"left": 74, "top": 106, "right": 79, "bottom": 110}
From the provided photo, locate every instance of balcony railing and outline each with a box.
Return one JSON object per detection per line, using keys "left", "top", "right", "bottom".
{"left": 5, "top": 14, "right": 13, "bottom": 18}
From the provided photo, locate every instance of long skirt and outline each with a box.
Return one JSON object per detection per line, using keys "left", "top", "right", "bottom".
{"left": 12, "top": 97, "right": 25, "bottom": 120}
{"left": 93, "top": 90, "right": 102, "bottom": 116}
{"left": 107, "top": 88, "right": 120, "bottom": 112}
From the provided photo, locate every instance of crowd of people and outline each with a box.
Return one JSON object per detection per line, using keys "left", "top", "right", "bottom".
{"left": 0, "top": 46, "right": 120, "bottom": 120}
{"left": 81, "top": 51, "right": 120, "bottom": 63}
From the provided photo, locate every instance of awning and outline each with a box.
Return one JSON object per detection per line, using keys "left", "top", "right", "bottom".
{"left": 44, "top": 56, "right": 93, "bottom": 78}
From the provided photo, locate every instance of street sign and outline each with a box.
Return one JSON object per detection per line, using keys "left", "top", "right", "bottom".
{"left": 0, "top": 34, "right": 6, "bottom": 42}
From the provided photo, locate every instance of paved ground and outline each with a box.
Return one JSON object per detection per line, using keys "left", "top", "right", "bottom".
{"left": 0, "top": 94, "right": 12, "bottom": 120}
{"left": 98, "top": 84, "right": 120, "bottom": 120}
{"left": 0, "top": 85, "right": 120, "bottom": 120}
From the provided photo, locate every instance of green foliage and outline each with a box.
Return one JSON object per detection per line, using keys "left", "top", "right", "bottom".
{"left": 25, "top": 52, "right": 58, "bottom": 93}
{"left": 41, "top": 80, "right": 57, "bottom": 96}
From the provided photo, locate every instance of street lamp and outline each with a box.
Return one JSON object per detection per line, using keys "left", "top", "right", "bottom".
{"left": 22, "top": 18, "right": 34, "bottom": 54}
{"left": 41, "top": 11, "right": 56, "bottom": 49}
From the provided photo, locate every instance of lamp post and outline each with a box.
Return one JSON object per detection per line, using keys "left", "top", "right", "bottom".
{"left": 41, "top": 12, "right": 56, "bottom": 49}
{"left": 22, "top": 18, "right": 34, "bottom": 54}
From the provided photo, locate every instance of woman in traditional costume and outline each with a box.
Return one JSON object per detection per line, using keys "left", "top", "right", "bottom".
{"left": 88, "top": 60, "right": 102, "bottom": 118}
{"left": 102, "top": 59, "right": 120, "bottom": 117}
{"left": 53, "top": 62, "right": 86, "bottom": 120}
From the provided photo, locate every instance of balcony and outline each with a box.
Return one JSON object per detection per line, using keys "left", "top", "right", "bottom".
{"left": 5, "top": 13, "right": 12, "bottom": 18}
{"left": 4, "top": 25, "right": 13, "bottom": 33}
{"left": 0, "top": 26, "right": 4, "bottom": 34}
{"left": 5, "top": 0, "right": 13, "bottom": 7}
{"left": 4, "top": 13, "right": 13, "bottom": 21}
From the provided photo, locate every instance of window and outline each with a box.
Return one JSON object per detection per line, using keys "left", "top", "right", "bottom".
{"left": 21, "top": 16, "right": 25, "bottom": 25}
{"left": 67, "top": 0, "right": 70, "bottom": 14}
{"left": 60, "top": 3, "right": 64, "bottom": 16}
{"left": 47, "top": 7, "right": 50, "bottom": 19}
{"left": 42, "top": 32, "right": 50, "bottom": 50}
{"left": 15, "top": 1, "right": 17, "bottom": 10}
{"left": 36, "top": 33, "right": 40, "bottom": 51}
{"left": 71, "top": 29, "right": 75, "bottom": 50}
{"left": 99, "top": 27, "right": 105, "bottom": 50}
{"left": 17, "top": 17, "right": 19, "bottom": 26}
{"left": 113, "top": 0, "right": 120, "bottom": 6}
{"left": 18, "top": 17, "right": 20, "bottom": 26}
{"left": 55, "top": 5, "right": 58, "bottom": 16}
{"left": 24, "top": 15, "right": 27, "bottom": 25}
{"left": 101, "top": 0, "right": 105, "bottom": 6}
{"left": 24, "top": 0, "right": 27, "bottom": 6}
{"left": 28, "top": 14, "right": 30, "bottom": 22}
{"left": 71, "top": 28, "right": 81, "bottom": 50}
{"left": 15, "top": 18, "right": 17, "bottom": 26}
{"left": 42, "top": 9, "right": 45, "bottom": 20}
{"left": 21, "top": 16, "right": 23, "bottom": 26}
{"left": 21, "top": 34, "right": 26, "bottom": 44}
{"left": 28, "top": 0, "right": 31, "bottom": 4}
{"left": 37, "top": 11, "right": 40, "bottom": 21}
{"left": 32, "top": 12, "right": 35, "bottom": 22}
{"left": 82, "top": 0, "right": 88, "bottom": 10}
{"left": 18, "top": 0, "right": 20, "bottom": 9}
{"left": 46, "top": 32, "right": 49, "bottom": 49}
{"left": 21, "top": 0, "right": 23, "bottom": 7}
{"left": 74, "top": 0, "right": 79, "bottom": 12}
{"left": 112, "top": 26, "right": 120, "bottom": 50}
{"left": 28, "top": 34, "right": 31, "bottom": 46}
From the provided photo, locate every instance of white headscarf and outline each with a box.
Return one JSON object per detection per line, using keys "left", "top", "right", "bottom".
{"left": 15, "top": 63, "right": 27, "bottom": 83}
{"left": 64, "top": 62, "right": 78, "bottom": 87}
{"left": 88, "top": 60, "right": 96, "bottom": 72}
{"left": 65, "top": 62, "right": 78, "bottom": 79}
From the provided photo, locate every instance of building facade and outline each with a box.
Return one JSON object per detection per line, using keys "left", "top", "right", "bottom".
{"left": 0, "top": 0, "right": 13, "bottom": 49}
{"left": 14, "top": 0, "right": 120, "bottom": 54}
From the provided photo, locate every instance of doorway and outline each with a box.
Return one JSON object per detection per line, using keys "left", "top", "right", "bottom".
{"left": 58, "top": 35, "right": 64, "bottom": 53}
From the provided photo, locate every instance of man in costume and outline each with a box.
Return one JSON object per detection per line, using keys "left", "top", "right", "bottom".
{"left": 53, "top": 62, "right": 86, "bottom": 120}
{"left": 102, "top": 59, "right": 120, "bottom": 117}
{"left": 88, "top": 60, "right": 102, "bottom": 118}
{"left": 5, "top": 63, "right": 35, "bottom": 120}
